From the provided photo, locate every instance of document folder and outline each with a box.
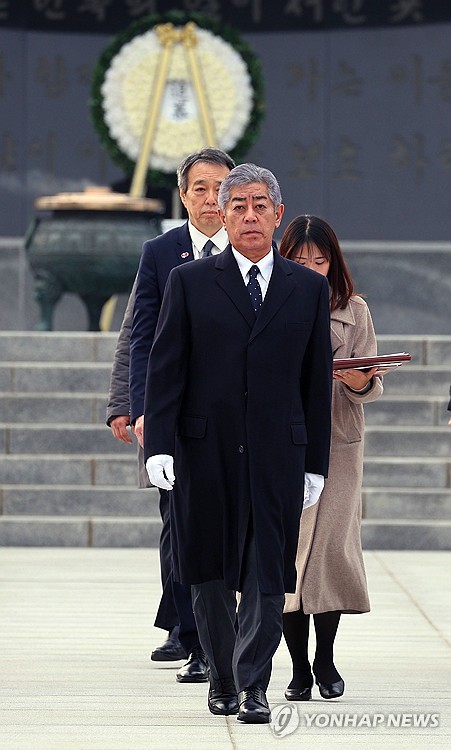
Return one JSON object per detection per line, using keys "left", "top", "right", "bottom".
{"left": 333, "top": 352, "right": 411, "bottom": 374}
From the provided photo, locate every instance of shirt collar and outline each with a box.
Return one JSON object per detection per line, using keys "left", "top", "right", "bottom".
{"left": 231, "top": 247, "right": 274, "bottom": 281}
{"left": 188, "top": 222, "right": 229, "bottom": 253}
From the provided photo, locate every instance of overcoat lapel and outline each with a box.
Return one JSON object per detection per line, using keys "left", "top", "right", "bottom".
{"left": 330, "top": 304, "right": 356, "bottom": 355}
{"left": 214, "top": 246, "right": 255, "bottom": 329}
{"left": 249, "top": 252, "right": 295, "bottom": 342}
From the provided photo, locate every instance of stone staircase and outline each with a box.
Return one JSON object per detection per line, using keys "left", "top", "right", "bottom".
{"left": 362, "top": 334, "right": 451, "bottom": 548}
{"left": 0, "top": 332, "right": 160, "bottom": 546}
{"left": 0, "top": 332, "right": 450, "bottom": 548}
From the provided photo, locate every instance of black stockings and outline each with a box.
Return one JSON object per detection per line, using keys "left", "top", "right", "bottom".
{"left": 283, "top": 608, "right": 342, "bottom": 688}
{"left": 313, "top": 610, "right": 342, "bottom": 684}
{"left": 282, "top": 608, "right": 312, "bottom": 690}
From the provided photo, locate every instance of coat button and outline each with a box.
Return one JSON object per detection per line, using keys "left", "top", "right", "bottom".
{"left": 238, "top": 444, "right": 245, "bottom": 453}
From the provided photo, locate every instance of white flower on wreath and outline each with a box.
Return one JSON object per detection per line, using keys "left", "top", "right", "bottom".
{"left": 101, "top": 27, "right": 254, "bottom": 173}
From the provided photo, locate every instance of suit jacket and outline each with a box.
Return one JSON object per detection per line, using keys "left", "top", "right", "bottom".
{"left": 105, "top": 276, "right": 150, "bottom": 489}
{"left": 106, "top": 276, "right": 136, "bottom": 427}
{"left": 144, "top": 246, "right": 332, "bottom": 596}
{"left": 129, "top": 222, "right": 195, "bottom": 424}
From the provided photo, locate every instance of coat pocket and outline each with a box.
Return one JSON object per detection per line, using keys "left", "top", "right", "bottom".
{"left": 177, "top": 415, "right": 207, "bottom": 439}
{"left": 291, "top": 423, "right": 308, "bottom": 445}
{"left": 333, "top": 395, "right": 362, "bottom": 444}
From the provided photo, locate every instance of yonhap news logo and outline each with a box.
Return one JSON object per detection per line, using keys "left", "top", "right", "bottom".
{"left": 269, "top": 705, "right": 440, "bottom": 738}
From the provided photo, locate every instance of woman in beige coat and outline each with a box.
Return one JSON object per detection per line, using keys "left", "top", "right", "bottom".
{"left": 279, "top": 216, "right": 383, "bottom": 701}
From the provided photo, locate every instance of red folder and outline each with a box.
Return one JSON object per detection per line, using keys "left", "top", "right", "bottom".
{"left": 333, "top": 352, "right": 411, "bottom": 373}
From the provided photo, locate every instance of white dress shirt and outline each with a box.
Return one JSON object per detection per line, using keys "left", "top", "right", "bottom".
{"left": 189, "top": 222, "right": 229, "bottom": 259}
{"left": 231, "top": 247, "right": 273, "bottom": 299}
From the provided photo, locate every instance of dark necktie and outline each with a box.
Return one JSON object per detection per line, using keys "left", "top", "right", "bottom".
{"left": 247, "top": 265, "right": 263, "bottom": 316}
{"left": 201, "top": 239, "right": 215, "bottom": 258}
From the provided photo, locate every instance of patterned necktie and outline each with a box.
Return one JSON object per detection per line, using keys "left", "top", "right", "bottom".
{"left": 247, "top": 265, "right": 263, "bottom": 316}
{"left": 201, "top": 239, "right": 215, "bottom": 258}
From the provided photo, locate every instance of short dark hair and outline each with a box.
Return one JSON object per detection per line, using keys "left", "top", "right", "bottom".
{"left": 177, "top": 148, "right": 236, "bottom": 191}
{"left": 279, "top": 215, "right": 354, "bottom": 311}
{"left": 218, "top": 163, "right": 282, "bottom": 210}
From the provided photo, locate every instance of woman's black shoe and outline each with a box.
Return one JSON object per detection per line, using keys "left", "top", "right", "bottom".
{"left": 313, "top": 658, "right": 344, "bottom": 699}
{"left": 315, "top": 677, "right": 345, "bottom": 699}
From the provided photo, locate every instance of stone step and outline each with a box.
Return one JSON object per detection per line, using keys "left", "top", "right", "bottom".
{"left": 0, "top": 515, "right": 162, "bottom": 547}
{"left": 0, "top": 332, "right": 117, "bottom": 362}
{"left": 0, "top": 362, "right": 112, "bottom": 393}
{"left": 363, "top": 488, "right": 451, "bottom": 520}
{"left": 0, "top": 454, "right": 136, "bottom": 485}
{"left": 0, "top": 393, "right": 107, "bottom": 424}
{"left": 2, "top": 423, "right": 450, "bottom": 457}
{"left": 365, "top": 395, "right": 449, "bottom": 426}
{"left": 376, "top": 365, "right": 449, "bottom": 395}
{"left": 1, "top": 452, "right": 448, "bottom": 489}
{"left": 361, "top": 519, "right": 451, "bottom": 550}
{"left": 377, "top": 334, "right": 451, "bottom": 365}
{"left": 1, "top": 514, "right": 450, "bottom": 550}
{"left": 2, "top": 484, "right": 448, "bottom": 521}
{"left": 1, "top": 392, "right": 448, "bottom": 426}
{"left": 0, "top": 485, "right": 159, "bottom": 516}
{"left": 364, "top": 426, "right": 451, "bottom": 457}
{"left": 0, "top": 424, "right": 135, "bottom": 455}
{"left": 2, "top": 362, "right": 448, "bottom": 396}
{"left": 362, "top": 457, "right": 449, "bottom": 487}
{"left": 1, "top": 332, "right": 450, "bottom": 364}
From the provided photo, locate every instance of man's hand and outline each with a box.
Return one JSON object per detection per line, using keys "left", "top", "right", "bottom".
{"left": 132, "top": 414, "right": 144, "bottom": 448}
{"left": 146, "top": 454, "right": 175, "bottom": 490}
{"left": 110, "top": 415, "right": 133, "bottom": 444}
{"left": 303, "top": 473, "right": 324, "bottom": 509}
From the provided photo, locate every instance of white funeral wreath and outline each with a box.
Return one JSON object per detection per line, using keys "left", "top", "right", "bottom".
{"left": 100, "top": 26, "right": 254, "bottom": 174}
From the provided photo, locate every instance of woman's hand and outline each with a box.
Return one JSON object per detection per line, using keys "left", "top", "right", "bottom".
{"left": 333, "top": 366, "right": 378, "bottom": 391}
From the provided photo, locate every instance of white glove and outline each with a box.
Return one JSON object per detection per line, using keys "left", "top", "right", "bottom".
{"left": 303, "top": 473, "right": 324, "bottom": 509}
{"left": 146, "top": 454, "right": 175, "bottom": 490}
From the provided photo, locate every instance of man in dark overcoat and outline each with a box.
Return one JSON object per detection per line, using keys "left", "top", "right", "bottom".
{"left": 144, "top": 163, "right": 332, "bottom": 723}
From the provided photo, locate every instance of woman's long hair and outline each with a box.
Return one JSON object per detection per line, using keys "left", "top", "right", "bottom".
{"left": 279, "top": 215, "right": 354, "bottom": 311}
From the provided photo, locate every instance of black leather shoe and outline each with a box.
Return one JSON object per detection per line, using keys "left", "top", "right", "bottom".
{"left": 176, "top": 647, "right": 209, "bottom": 683}
{"left": 284, "top": 686, "right": 312, "bottom": 701}
{"left": 237, "top": 686, "right": 271, "bottom": 724}
{"left": 316, "top": 677, "right": 345, "bottom": 699}
{"left": 208, "top": 677, "right": 238, "bottom": 715}
{"left": 150, "top": 627, "right": 186, "bottom": 662}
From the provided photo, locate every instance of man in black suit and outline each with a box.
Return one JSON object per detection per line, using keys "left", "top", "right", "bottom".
{"left": 129, "top": 148, "right": 235, "bottom": 680}
{"left": 144, "top": 163, "right": 332, "bottom": 723}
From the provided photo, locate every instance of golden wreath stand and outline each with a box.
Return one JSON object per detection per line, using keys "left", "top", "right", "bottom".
{"left": 101, "top": 21, "right": 216, "bottom": 330}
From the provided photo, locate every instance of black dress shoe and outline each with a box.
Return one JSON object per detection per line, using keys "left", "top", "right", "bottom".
{"left": 208, "top": 677, "right": 238, "bottom": 715}
{"left": 315, "top": 677, "right": 345, "bottom": 699}
{"left": 150, "top": 627, "right": 186, "bottom": 662}
{"left": 176, "top": 647, "right": 209, "bottom": 683}
{"left": 284, "top": 685, "right": 312, "bottom": 701}
{"left": 237, "top": 686, "right": 271, "bottom": 724}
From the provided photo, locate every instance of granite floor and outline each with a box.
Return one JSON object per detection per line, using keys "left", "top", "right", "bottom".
{"left": 0, "top": 548, "right": 450, "bottom": 750}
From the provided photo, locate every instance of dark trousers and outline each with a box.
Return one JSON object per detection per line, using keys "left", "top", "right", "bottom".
{"left": 153, "top": 489, "right": 178, "bottom": 630}
{"left": 191, "top": 532, "right": 284, "bottom": 692}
